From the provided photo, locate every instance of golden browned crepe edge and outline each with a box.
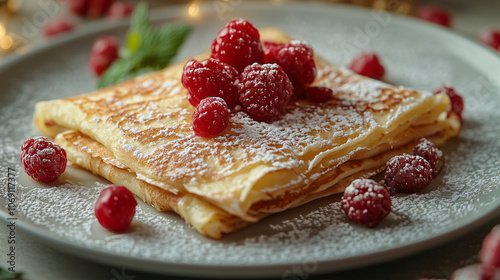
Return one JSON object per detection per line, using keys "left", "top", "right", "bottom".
{"left": 55, "top": 130, "right": 250, "bottom": 239}
{"left": 54, "top": 120, "right": 459, "bottom": 239}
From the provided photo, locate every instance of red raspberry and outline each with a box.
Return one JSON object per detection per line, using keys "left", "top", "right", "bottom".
{"left": 413, "top": 138, "right": 443, "bottom": 177}
{"left": 291, "top": 84, "right": 308, "bottom": 98}
{"left": 416, "top": 4, "right": 452, "bottom": 28}
{"left": 107, "top": 1, "right": 134, "bottom": 18}
{"left": 210, "top": 19, "right": 264, "bottom": 73}
{"left": 341, "top": 179, "right": 391, "bottom": 228}
{"left": 433, "top": 85, "right": 464, "bottom": 121}
{"left": 306, "top": 86, "right": 333, "bottom": 103}
{"left": 239, "top": 63, "right": 294, "bottom": 122}
{"left": 43, "top": 18, "right": 74, "bottom": 37}
{"left": 68, "top": 0, "right": 89, "bottom": 16}
{"left": 89, "top": 36, "right": 120, "bottom": 76}
{"left": 263, "top": 41, "right": 284, "bottom": 64}
{"left": 20, "top": 137, "right": 67, "bottom": 183}
{"left": 451, "top": 264, "right": 500, "bottom": 280}
{"left": 87, "top": 0, "right": 114, "bottom": 18}
{"left": 384, "top": 155, "right": 433, "bottom": 193}
{"left": 480, "top": 225, "right": 500, "bottom": 267}
{"left": 192, "top": 97, "right": 230, "bottom": 137}
{"left": 182, "top": 58, "right": 239, "bottom": 108}
{"left": 95, "top": 185, "right": 137, "bottom": 232}
{"left": 479, "top": 28, "right": 500, "bottom": 51}
{"left": 348, "top": 52, "right": 385, "bottom": 80}
{"left": 275, "top": 40, "right": 316, "bottom": 88}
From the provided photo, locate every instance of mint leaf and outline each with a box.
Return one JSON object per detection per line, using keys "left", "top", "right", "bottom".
{"left": 136, "top": 24, "right": 192, "bottom": 69}
{"left": 97, "top": 2, "right": 191, "bottom": 89}
{"left": 97, "top": 57, "right": 140, "bottom": 89}
{"left": 125, "top": 2, "right": 150, "bottom": 57}
{"left": 125, "top": 31, "right": 142, "bottom": 56}
{"left": 129, "top": 2, "right": 150, "bottom": 35}
{"left": 0, "top": 267, "right": 23, "bottom": 279}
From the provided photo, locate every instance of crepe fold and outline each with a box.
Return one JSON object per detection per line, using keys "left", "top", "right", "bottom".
{"left": 34, "top": 28, "right": 461, "bottom": 239}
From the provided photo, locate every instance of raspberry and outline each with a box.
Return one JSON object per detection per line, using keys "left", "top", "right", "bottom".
{"left": 416, "top": 4, "right": 452, "bottom": 28}
{"left": 348, "top": 52, "right": 385, "bottom": 80}
{"left": 384, "top": 155, "right": 433, "bottom": 193}
{"left": 433, "top": 85, "right": 464, "bottom": 121}
{"left": 95, "top": 185, "right": 137, "bottom": 232}
{"left": 43, "top": 18, "right": 74, "bottom": 37}
{"left": 87, "top": 0, "right": 114, "bottom": 18}
{"left": 192, "top": 97, "right": 230, "bottom": 137}
{"left": 306, "top": 86, "right": 333, "bottom": 103}
{"left": 210, "top": 19, "right": 264, "bottom": 73}
{"left": 20, "top": 137, "right": 67, "bottom": 183}
{"left": 450, "top": 264, "right": 500, "bottom": 280}
{"left": 275, "top": 40, "right": 316, "bottom": 88}
{"left": 182, "top": 58, "right": 240, "bottom": 108}
{"left": 68, "top": 0, "right": 89, "bottom": 16}
{"left": 263, "top": 41, "right": 284, "bottom": 64}
{"left": 107, "top": 1, "right": 134, "bottom": 18}
{"left": 383, "top": 180, "right": 397, "bottom": 196}
{"left": 239, "top": 63, "right": 294, "bottom": 122}
{"left": 479, "top": 28, "right": 500, "bottom": 51}
{"left": 341, "top": 179, "right": 391, "bottom": 228}
{"left": 413, "top": 138, "right": 443, "bottom": 177}
{"left": 293, "top": 84, "right": 308, "bottom": 98}
{"left": 480, "top": 225, "right": 500, "bottom": 267}
{"left": 89, "top": 36, "right": 120, "bottom": 76}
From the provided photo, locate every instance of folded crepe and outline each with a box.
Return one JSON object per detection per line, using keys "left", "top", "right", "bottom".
{"left": 34, "top": 28, "right": 461, "bottom": 239}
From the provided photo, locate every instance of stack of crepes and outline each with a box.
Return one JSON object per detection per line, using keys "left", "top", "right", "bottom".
{"left": 33, "top": 28, "right": 461, "bottom": 239}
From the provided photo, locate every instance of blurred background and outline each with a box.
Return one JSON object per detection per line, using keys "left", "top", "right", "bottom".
{"left": 0, "top": 0, "right": 499, "bottom": 61}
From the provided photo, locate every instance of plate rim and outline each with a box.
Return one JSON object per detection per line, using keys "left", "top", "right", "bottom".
{"left": 2, "top": 206, "right": 499, "bottom": 278}
{"left": 1, "top": 1, "right": 500, "bottom": 278}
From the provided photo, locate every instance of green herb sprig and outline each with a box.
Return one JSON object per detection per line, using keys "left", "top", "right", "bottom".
{"left": 97, "top": 2, "right": 191, "bottom": 89}
{"left": 0, "top": 267, "right": 23, "bottom": 280}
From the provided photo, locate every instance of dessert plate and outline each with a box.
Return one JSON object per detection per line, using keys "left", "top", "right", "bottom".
{"left": 1, "top": 1, "right": 500, "bottom": 278}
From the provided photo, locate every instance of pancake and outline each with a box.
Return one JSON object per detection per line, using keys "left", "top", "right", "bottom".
{"left": 55, "top": 130, "right": 249, "bottom": 239}
{"left": 34, "top": 28, "right": 461, "bottom": 238}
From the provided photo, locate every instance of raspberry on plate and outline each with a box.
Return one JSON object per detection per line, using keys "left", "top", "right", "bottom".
{"left": 68, "top": 0, "right": 89, "bottom": 16}
{"left": 480, "top": 225, "right": 500, "bottom": 267}
{"left": 44, "top": 18, "right": 74, "bottom": 37}
{"left": 341, "top": 179, "right": 392, "bottom": 228}
{"left": 192, "top": 97, "right": 230, "bottom": 137}
{"left": 263, "top": 41, "right": 284, "bottom": 64}
{"left": 305, "top": 86, "right": 333, "bottom": 103}
{"left": 384, "top": 155, "right": 433, "bottom": 193}
{"left": 87, "top": 0, "right": 114, "bottom": 18}
{"left": 107, "top": 1, "right": 134, "bottom": 18}
{"left": 182, "top": 58, "right": 240, "bottom": 108}
{"left": 433, "top": 85, "right": 464, "bottom": 121}
{"left": 68, "top": 0, "right": 115, "bottom": 17}
{"left": 416, "top": 4, "right": 452, "bottom": 28}
{"left": 20, "top": 136, "right": 67, "bottom": 183}
{"left": 95, "top": 185, "right": 137, "bottom": 232}
{"left": 275, "top": 40, "right": 317, "bottom": 89}
{"left": 90, "top": 36, "right": 120, "bottom": 76}
{"left": 210, "top": 19, "right": 264, "bottom": 73}
{"left": 479, "top": 27, "right": 500, "bottom": 51}
{"left": 348, "top": 52, "right": 385, "bottom": 80}
{"left": 413, "top": 138, "right": 443, "bottom": 177}
{"left": 239, "top": 63, "right": 294, "bottom": 123}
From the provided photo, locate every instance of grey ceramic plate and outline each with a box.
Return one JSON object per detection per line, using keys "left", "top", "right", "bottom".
{"left": 1, "top": 1, "right": 500, "bottom": 278}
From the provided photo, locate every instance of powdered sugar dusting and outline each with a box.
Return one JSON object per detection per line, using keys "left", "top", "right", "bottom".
{"left": 1, "top": 4, "right": 500, "bottom": 275}
{"left": 2, "top": 73, "right": 500, "bottom": 269}
{"left": 91, "top": 60, "right": 414, "bottom": 193}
